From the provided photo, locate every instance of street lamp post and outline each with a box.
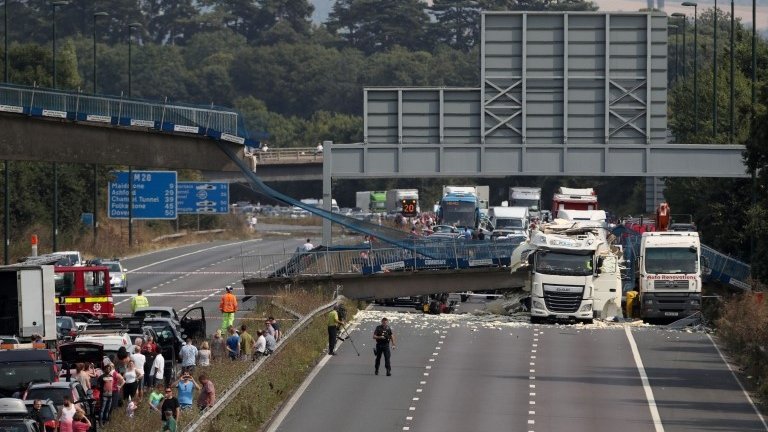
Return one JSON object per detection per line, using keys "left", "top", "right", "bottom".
{"left": 51, "top": 1, "right": 67, "bottom": 252}
{"left": 672, "top": 13, "right": 687, "bottom": 78}
{"left": 4, "top": 0, "right": 8, "bottom": 83}
{"left": 127, "top": 22, "right": 140, "bottom": 248}
{"left": 682, "top": 2, "right": 698, "bottom": 136}
{"left": 713, "top": 0, "right": 718, "bottom": 140}
{"left": 729, "top": 0, "right": 735, "bottom": 143}
{"left": 92, "top": 11, "right": 107, "bottom": 244}
{"left": 92, "top": 11, "right": 108, "bottom": 94}
{"left": 127, "top": 23, "right": 141, "bottom": 98}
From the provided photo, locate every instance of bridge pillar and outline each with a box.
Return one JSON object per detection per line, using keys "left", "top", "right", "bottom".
{"left": 322, "top": 140, "right": 333, "bottom": 246}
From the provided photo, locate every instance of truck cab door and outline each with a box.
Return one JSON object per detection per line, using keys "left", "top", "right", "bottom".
{"left": 180, "top": 307, "right": 206, "bottom": 340}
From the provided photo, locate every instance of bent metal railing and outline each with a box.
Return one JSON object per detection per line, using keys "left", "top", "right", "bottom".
{"left": 0, "top": 83, "right": 258, "bottom": 146}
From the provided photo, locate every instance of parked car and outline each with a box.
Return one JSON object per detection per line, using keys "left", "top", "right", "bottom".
{"left": 0, "top": 398, "right": 42, "bottom": 432}
{"left": 56, "top": 317, "right": 78, "bottom": 341}
{"left": 100, "top": 260, "right": 127, "bottom": 293}
{"left": 23, "top": 381, "right": 90, "bottom": 415}
{"left": 134, "top": 306, "right": 207, "bottom": 341}
{"left": 23, "top": 399, "right": 58, "bottom": 432}
{"left": 0, "top": 350, "right": 57, "bottom": 398}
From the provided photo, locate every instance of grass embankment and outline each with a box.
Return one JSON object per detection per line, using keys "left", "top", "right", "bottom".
{"left": 715, "top": 290, "right": 768, "bottom": 399}
{"left": 99, "top": 290, "right": 341, "bottom": 432}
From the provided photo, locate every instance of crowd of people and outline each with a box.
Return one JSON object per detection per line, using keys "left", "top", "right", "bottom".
{"left": 51, "top": 317, "right": 283, "bottom": 432}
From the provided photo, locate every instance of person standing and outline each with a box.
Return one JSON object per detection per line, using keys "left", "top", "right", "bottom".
{"left": 327, "top": 304, "right": 345, "bottom": 356}
{"left": 210, "top": 330, "right": 226, "bottom": 362}
{"left": 268, "top": 316, "right": 281, "bottom": 341}
{"left": 29, "top": 400, "right": 45, "bottom": 432}
{"left": 239, "top": 325, "right": 254, "bottom": 360}
{"left": 172, "top": 372, "right": 200, "bottom": 411}
{"left": 373, "top": 317, "right": 396, "bottom": 376}
{"left": 198, "top": 341, "right": 211, "bottom": 367}
{"left": 264, "top": 329, "right": 277, "bottom": 355}
{"left": 254, "top": 330, "right": 266, "bottom": 358}
{"left": 179, "top": 338, "right": 198, "bottom": 373}
{"left": 130, "top": 346, "right": 146, "bottom": 399}
{"left": 219, "top": 286, "right": 238, "bottom": 333}
{"left": 130, "top": 289, "right": 149, "bottom": 313}
{"left": 160, "top": 388, "right": 180, "bottom": 425}
{"left": 197, "top": 373, "right": 215, "bottom": 412}
{"left": 225, "top": 327, "right": 240, "bottom": 360}
{"left": 150, "top": 349, "right": 165, "bottom": 388}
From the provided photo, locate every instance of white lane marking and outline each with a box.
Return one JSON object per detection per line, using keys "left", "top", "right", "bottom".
{"left": 403, "top": 428, "right": 410, "bottom": 431}
{"left": 409, "top": 407, "right": 416, "bottom": 411}
{"left": 529, "top": 411, "right": 535, "bottom": 415}
{"left": 528, "top": 420, "right": 535, "bottom": 424}
{"left": 420, "top": 381, "right": 426, "bottom": 384}
{"left": 406, "top": 417, "right": 413, "bottom": 421}
{"left": 529, "top": 376, "right": 535, "bottom": 380}
{"left": 707, "top": 333, "right": 768, "bottom": 431}
{"left": 424, "top": 373, "right": 429, "bottom": 376}
{"left": 530, "top": 384, "right": 535, "bottom": 389}
{"left": 529, "top": 369, "right": 535, "bottom": 373}
{"left": 425, "top": 366, "right": 431, "bottom": 369}
{"left": 127, "top": 240, "right": 260, "bottom": 272}
{"left": 412, "top": 397, "right": 419, "bottom": 401}
{"left": 529, "top": 401, "right": 535, "bottom": 405}
{"left": 624, "top": 326, "right": 665, "bottom": 432}
{"left": 416, "top": 389, "right": 422, "bottom": 393}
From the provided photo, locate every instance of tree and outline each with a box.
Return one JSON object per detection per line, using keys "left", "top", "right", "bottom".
{"left": 326, "top": 0, "right": 431, "bottom": 54}
{"left": 429, "top": 0, "right": 484, "bottom": 52}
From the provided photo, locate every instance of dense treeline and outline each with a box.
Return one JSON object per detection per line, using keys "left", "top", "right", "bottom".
{"left": 2, "top": 1, "right": 768, "bottom": 285}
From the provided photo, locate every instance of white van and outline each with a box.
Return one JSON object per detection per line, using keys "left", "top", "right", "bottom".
{"left": 489, "top": 206, "right": 529, "bottom": 239}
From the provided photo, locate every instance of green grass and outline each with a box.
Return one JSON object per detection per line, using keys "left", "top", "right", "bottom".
{"left": 98, "top": 293, "right": 334, "bottom": 432}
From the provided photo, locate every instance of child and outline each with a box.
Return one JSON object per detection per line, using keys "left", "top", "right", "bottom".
{"left": 161, "top": 410, "right": 177, "bottom": 432}
{"left": 125, "top": 396, "right": 137, "bottom": 418}
{"left": 148, "top": 384, "right": 164, "bottom": 412}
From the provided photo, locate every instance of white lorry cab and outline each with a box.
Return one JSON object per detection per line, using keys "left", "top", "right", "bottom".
{"left": 524, "top": 221, "right": 623, "bottom": 323}
{"left": 489, "top": 206, "right": 529, "bottom": 239}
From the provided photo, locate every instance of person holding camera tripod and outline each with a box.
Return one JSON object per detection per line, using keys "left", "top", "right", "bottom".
{"left": 327, "top": 304, "right": 345, "bottom": 356}
{"left": 373, "top": 317, "right": 396, "bottom": 376}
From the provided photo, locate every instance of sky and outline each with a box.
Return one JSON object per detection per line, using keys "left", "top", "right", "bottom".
{"left": 311, "top": 0, "right": 768, "bottom": 32}
{"left": 596, "top": 0, "right": 768, "bottom": 31}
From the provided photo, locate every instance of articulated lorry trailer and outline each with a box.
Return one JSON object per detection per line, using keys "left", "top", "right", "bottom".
{"left": 551, "top": 187, "right": 598, "bottom": 219}
{"left": 355, "top": 191, "right": 387, "bottom": 213}
{"left": 0, "top": 265, "right": 57, "bottom": 341}
{"left": 631, "top": 231, "right": 703, "bottom": 320}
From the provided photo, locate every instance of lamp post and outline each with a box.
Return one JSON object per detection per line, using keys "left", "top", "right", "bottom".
{"left": 750, "top": 0, "right": 757, "bottom": 261}
{"left": 672, "top": 13, "right": 686, "bottom": 78}
{"left": 51, "top": 1, "right": 67, "bottom": 89}
{"left": 713, "top": 0, "right": 718, "bottom": 140}
{"left": 127, "top": 22, "right": 140, "bottom": 248}
{"left": 729, "top": 0, "right": 734, "bottom": 143}
{"left": 682, "top": 2, "right": 698, "bottom": 136}
{"left": 92, "top": 11, "right": 107, "bottom": 244}
{"left": 4, "top": 0, "right": 8, "bottom": 82}
{"left": 92, "top": 11, "right": 108, "bottom": 94}
{"left": 668, "top": 24, "right": 679, "bottom": 84}
{"left": 127, "top": 22, "right": 141, "bottom": 98}
{"left": 51, "top": 1, "right": 67, "bottom": 252}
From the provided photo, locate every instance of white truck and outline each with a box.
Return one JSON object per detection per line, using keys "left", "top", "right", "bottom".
{"left": 0, "top": 264, "right": 57, "bottom": 341}
{"left": 356, "top": 191, "right": 371, "bottom": 212}
{"left": 521, "top": 217, "right": 622, "bottom": 323}
{"left": 509, "top": 187, "right": 542, "bottom": 219}
{"left": 635, "top": 232, "right": 702, "bottom": 319}
{"left": 488, "top": 206, "right": 529, "bottom": 239}
{"left": 385, "top": 189, "right": 420, "bottom": 216}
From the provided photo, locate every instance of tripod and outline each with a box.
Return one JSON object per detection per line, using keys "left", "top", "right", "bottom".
{"left": 336, "top": 324, "right": 360, "bottom": 356}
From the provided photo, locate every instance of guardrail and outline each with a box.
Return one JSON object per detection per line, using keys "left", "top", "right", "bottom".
{"left": 250, "top": 147, "right": 322, "bottom": 163}
{"left": 0, "top": 83, "right": 257, "bottom": 144}
{"left": 184, "top": 299, "right": 338, "bottom": 432}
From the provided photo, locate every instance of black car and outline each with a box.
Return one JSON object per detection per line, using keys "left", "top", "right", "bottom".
{"left": 0, "top": 350, "right": 57, "bottom": 398}
{"left": 56, "top": 317, "right": 78, "bottom": 341}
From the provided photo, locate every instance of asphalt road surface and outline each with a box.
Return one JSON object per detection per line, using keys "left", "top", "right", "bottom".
{"left": 271, "top": 301, "right": 768, "bottom": 432}
{"left": 113, "top": 238, "right": 305, "bottom": 333}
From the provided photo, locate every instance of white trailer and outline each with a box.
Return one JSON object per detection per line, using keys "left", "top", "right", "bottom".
{"left": 0, "top": 265, "right": 56, "bottom": 340}
{"left": 509, "top": 187, "right": 542, "bottom": 218}
{"left": 386, "top": 189, "right": 420, "bottom": 216}
{"left": 356, "top": 191, "right": 371, "bottom": 211}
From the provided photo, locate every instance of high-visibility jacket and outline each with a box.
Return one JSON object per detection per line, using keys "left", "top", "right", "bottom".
{"left": 220, "top": 292, "right": 238, "bottom": 313}
{"left": 130, "top": 295, "right": 149, "bottom": 313}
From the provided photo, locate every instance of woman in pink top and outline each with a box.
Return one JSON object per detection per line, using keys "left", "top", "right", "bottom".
{"left": 71, "top": 412, "right": 91, "bottom": 432}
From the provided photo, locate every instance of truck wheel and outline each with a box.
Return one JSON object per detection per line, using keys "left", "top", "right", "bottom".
{"left": 460, "top": 295, "right": 469, "bottom": 303}
{"left": 580, "top": 319, "right": 594, "bottom": 325}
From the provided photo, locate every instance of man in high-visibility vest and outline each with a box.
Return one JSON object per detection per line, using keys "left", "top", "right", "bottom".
{"left": 219, "top": 286, "right": 238, "bottom": 333}
{"left": 130, "top": 289, "right": 150, "bottom": 313}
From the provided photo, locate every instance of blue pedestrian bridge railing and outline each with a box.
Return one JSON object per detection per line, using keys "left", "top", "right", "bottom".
{"left": 0, "top": 83, "right": 260, "bottom": 147}
{"left": 240, "top": 239, "right": 525, "bottom": 279}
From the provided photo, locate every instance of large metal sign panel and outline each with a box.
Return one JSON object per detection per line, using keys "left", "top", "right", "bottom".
{"left": 177, "top": 182, "right": 229, "bottom": 214}
{"left": 365, "top": 12, "right": 667, "bottom": 146}
{"left": 108, "top": 170, "right": 177, "bottom": 219}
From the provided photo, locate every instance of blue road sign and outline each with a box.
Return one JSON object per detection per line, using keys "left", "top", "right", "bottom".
{"left": 177, "top": 182, "right": 229, "bottom": 214}
{"left": 108, "top": 171, "right": 177, "bottom": 220}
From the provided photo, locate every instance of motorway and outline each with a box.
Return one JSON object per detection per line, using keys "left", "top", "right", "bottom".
{"left": 113, "top": 238, "right": 306, "bottom": 332}
{"left": 271, "top": 301, "right": 768, "bottom": 432}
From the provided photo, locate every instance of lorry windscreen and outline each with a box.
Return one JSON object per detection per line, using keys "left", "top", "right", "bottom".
{"left": 535, "top": 251, "right": 593, "bottom": 276}
{"left": 441, "top": 201, "right": 475, "bottom": 228}
{"left": 512, "top": 199, "right": 538, "bottom": 211}
{"left": 645, "top": 247, "right": 698, "bottom": 274}
{"left": 495, "top": 218, "right": 524, "bottom": 229}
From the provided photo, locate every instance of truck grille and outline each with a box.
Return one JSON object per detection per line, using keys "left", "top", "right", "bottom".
{"left": 543, "top": 284, "right": 584, "bottom": 313}
{"left": 653, "top": 280, "right": 689, "bottom": 289}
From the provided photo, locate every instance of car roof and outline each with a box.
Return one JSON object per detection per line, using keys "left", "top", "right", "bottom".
{"left": 0, "top": 398, "right": 28, "bottom": 415}
{"left": 28, "top": 382, "right": 77, "bottom": 389}
{"left": 0, "top": 350, "right": 53, "bottom": 362}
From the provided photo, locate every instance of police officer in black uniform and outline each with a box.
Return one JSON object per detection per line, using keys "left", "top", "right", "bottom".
{"left": 373, "top": 317, "right": 396, "bottom": 376}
